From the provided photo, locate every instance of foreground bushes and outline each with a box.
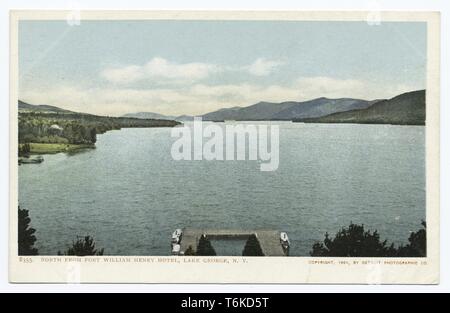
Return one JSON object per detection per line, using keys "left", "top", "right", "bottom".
{"left": 18, "top": 206, "right": 105, "bottom": 256}
{"left": 58, "top": 236, "right": 104, "bottom": 256}
{"left": 310, "top": 222, "right": 426, "bottom": 257}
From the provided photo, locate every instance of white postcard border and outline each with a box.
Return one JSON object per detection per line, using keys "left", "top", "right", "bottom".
{"left": 9, "top": 10, "right": 440, "bottom": 284}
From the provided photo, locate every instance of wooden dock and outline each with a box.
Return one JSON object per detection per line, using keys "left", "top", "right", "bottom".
{"left": 178, "top": 228, "right": 287, "bottom": 256}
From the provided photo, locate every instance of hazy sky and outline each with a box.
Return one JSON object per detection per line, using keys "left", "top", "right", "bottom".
{"left": 19, "top": 20, "right": 426, "bottom": 116}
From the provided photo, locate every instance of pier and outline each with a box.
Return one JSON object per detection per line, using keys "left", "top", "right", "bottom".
{"left": 177, "top": 228, "right": 288, "bottom": 256}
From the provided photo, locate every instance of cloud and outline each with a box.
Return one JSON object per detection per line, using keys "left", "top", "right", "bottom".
{"left": 101, "top": 57, "right": 221, "bottom": 84}
{"left": 246, "top": 58, "right": 285, "bottom": 76}
{"left": 144, "top": 57, "right": 220, "bottom": 80}
{"left": 101, "top": 57, "right": 285, "bottom": 84}
{"left": 101, "top": 65, "right": 145, "bottom": 84}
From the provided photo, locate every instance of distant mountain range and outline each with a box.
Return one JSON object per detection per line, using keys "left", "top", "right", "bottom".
{"left": 295, "top": 90, "right": 425, "bottom": 125}
{"left": 122, "top": 112, "right": 194, "bottom": 121}
{"left": 202, "top": 98, "right": 378, "bottom": 121}
{"left": 123, "top": 97, "right": 378, "bottom": 122}
{"left": 122, "top": 112, "right": 177, "bottom": 120}
{"left": 20, "top": 89, "right": 426, "bottom": 125}
{"left": 19, "top": 100, "right": 75, "bottom": 114}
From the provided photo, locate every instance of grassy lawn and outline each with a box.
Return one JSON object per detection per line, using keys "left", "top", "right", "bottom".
{"left": 20, "top": 143, "right": 95, "bottom": 154}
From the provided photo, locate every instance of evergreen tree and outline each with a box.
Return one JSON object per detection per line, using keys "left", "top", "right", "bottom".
{"left": 396, "top": 221, "right": 426, "bottom": 257}
{"left": 408, "top": 221, "right": 426, "bottom": 256}
{"left": 18, "top": 206, "right": 38, "bottom": 255}
{"left": 196, "top": 235, "right": 216, "bottom": 256}
{"left": 242, "top": 234, "right": 264, "bottom": 256}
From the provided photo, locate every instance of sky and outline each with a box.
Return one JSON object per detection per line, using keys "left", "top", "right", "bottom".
{"left": 19, "top": 20, "right": 427, "bottom": 116}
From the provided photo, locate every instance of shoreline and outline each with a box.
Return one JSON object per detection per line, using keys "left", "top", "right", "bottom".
{"left": 19, "top": 143, "right": 95, "bottom": 155}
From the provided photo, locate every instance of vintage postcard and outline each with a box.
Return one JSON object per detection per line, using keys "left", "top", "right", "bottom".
{"left": 9, "top": 10, "right": 440, "bottom": 284}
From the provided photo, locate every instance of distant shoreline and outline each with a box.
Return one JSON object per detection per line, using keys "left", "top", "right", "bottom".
{"left": 293, "top": 120, "right": 425, "bottom": 126}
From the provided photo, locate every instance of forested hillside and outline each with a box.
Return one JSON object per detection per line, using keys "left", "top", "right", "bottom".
{"left": 18, "top": 104, "right": 180, "bottom": 146}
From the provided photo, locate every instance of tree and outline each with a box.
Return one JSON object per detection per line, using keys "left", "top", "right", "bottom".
{"left": 310, "top": 222, "right": 427, "bottom": 257}
{"left": 310, "top": 223, "right": 396, "bottom": 257}
{"left": 59, "top": 236, "right": 104, "bottom": 256}
{"left": 89, "top": 127, "right": 97, "bottom": 143}
{"left": 396, "top": 221, "right": 426, "bottom": 257}
{"left": 242, "top": 234, "right": 264, "bottom": 256}
{"left": 18, "top": 143, "right": 31, "bottom": 157}
{"left": 18, "top": 206, "right": 38, "bottom": 255}
{"left": 408, "top": 221, "right": 426, "bottom": 256}
{"left": 196, "top": 235, "right": 216, "bottom": 256}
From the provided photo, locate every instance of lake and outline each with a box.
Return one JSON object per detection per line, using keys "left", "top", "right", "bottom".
{"left": 18, "top": 122, "right": 426, "bottom": 256}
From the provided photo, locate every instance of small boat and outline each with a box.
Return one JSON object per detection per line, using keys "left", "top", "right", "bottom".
{"left": 171, "top": 244, "right": 181, "bottom": 255}
{"left": 171, "top": 228, "right": 183, "bottom": 244}
{"left": 280, "top": 232, "right": 289, "bottom": 243}
{"left": 280, "top": 232, "right": 290, "bottom": 252}
{"left": 18, "top": 155, "right": 44, "bottom": 164}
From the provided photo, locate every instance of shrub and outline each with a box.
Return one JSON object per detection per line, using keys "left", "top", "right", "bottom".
{"left": 310, "top": 222, "right": 426, "bottom": 257}
{"left": 184, "top": 245, "right": 195, "bottom": 256}
{"left": 58, "top": 236, "right": 104, "bottom": 256}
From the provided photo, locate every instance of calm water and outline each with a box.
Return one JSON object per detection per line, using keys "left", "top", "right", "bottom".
{"left": 18, "top": 122, "right": 425, "bottom": 256}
